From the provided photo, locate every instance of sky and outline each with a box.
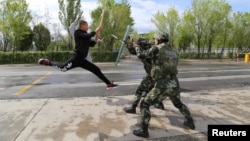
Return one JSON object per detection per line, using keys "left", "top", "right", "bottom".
{"left": 26, "top": 0, "right": 250, "bottom": 34}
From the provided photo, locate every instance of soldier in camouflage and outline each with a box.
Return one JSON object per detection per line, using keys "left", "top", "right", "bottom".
{"left": 133, "top": 33, "right": 195, "bottom": 138}
{"left": 123, "top": 37, "right": 165, "bottom": 114}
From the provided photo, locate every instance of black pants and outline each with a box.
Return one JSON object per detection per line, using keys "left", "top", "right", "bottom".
{"left": 51, "top": 53, "right": 111, "bottom": 85}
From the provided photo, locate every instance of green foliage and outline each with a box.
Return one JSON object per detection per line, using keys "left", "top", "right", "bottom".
{"left": 0, "top": 51, "right": 117, "bottom": 64}
{"left": 90, "top": 51, "right": 118, "bottom": 62}
{"left": 58, "top": 0, "right": 83, "bottom": 49}
{"left": 0, "top": 51, "right": 13, "bottom": 64}
{"left": 0, "top": 51, "right": 72, "bottom": 64}
{"left": 33, "top": 23, "right": 51, "bottom": 51}
{"left": 183, "top": 0, "right": 232, "bottom": 57}
{"left": 151, "top": 11, "right": 167, "bottom": 33}
{"left": 140, "top": 31, "right": 155, "bottom": 43}
{"left": 47, "top": 41, "right": 69, "bottom": 51}
{"left": 44, "top": 51, "right": 72, "bottom": 62}
{"left": 0, "top": 0, "right": 32, "bottom": 52}
{"left": 1, "top": 0, "right": 250, "bottom": 61}
{"left": 47, "top": 42, "right": 57, "bottom": 51}
{"left": 91, "top": 0, "right": 134, "bottom": 52}
{"left": 58, "top": 0, "right": 83, "bottom": 27}
{"left": 165, "top": 8, "right": 180, "bottom": 48}
{"left": 229, "top": 12, "right": 250, "bottom": 52}
{"left": 179, "top": 52, "right": 199, "bottom": 59}
{"left": 17, "top": 26, "right": 33, "bottom": 52}
{"left": 179, "top": 52, "right": 225, "bottom": 59}
{"left": 151, "top": 8, "right": 180, "bottom": 47}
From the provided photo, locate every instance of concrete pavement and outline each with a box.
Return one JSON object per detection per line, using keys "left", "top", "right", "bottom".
{"left": 1, "top": 85, "right": 250, "bottom": 141}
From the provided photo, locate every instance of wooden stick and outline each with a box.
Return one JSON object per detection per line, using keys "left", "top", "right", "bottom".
{"left": 99, "top": 9, "right": 105, "bottom": 27}
{"left": 95, "top": 9, "right": 105, "bottom": 42}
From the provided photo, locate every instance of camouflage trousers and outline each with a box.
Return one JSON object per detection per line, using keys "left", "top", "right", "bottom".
{"left": 132, "top": 74, "right": 155, "bottom": 106}
{"left": 140, "top": 75, "right": 192, "bottom": 126}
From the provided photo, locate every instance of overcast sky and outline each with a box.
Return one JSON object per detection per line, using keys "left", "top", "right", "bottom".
{"left": 26, "top": 0, "right": 250, "bottom": 34}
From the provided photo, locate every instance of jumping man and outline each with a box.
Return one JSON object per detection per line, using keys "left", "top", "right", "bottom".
{"left": 38, "top": 20, "right": 118, "bottom": 89}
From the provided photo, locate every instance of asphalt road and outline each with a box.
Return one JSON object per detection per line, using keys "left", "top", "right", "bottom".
{"left": 1, "top": 59, "right": 250, "bottom": 141}
{"left": 0, "top": 59, "right": 250, "bottom": 100}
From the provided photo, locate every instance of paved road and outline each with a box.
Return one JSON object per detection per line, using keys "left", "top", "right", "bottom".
{"left": 0, "top": 59, "right": 250, "bottom": 141}
{"left": 0, "top": 59, "right": 250, "bottom": 100}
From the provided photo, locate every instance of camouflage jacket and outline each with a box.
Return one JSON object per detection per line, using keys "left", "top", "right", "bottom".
{"left": 141, "top": 55, "right": 152, "bottom": 75}
{"left": 145, "top": 43, "right": 178, "bottom": 80}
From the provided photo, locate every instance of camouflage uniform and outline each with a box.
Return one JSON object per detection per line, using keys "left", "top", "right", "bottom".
{"left": 127, "top": 41, "right": 154, "bottom": 97}
{"left": 124, "top": 40, "right": 164, "bottom": 114}
{"left": 133, "top": 57, "right": 154, "bottom": 106}
{"left": 133, "top": 34, "right": 195, "bottom": 138}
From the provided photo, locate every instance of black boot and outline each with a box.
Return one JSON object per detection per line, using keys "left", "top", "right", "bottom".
{"left": 123, "top": 104, "right": 137, "bottom": 114}
{"left": 133, "top": 124, "right": 149, "bottom": 138}
{"left": 183, "top": 116, "right": 195, "bottom": 130}
{"left": 154, "top": 102, "right": 165, "bottom": 110}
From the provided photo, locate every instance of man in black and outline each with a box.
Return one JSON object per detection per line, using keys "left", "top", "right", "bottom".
{"left": 38, "top": 20, "right": 118, "bottom": 89}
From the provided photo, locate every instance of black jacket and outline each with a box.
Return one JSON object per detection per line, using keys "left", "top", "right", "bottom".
{"left": 74, "top": 29, "right": 97, "bottom": 58}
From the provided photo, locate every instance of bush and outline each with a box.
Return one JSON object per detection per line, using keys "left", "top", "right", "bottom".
{"left": 227, "top": 52, "right": 234, "bottom": 59}
{"left": 0, "top": 51, "right": 118, "bottom": 64}
{"left": 0, "top": 52, "right": 13, "bottom": 64}
{"left": 90, "top": 51, "right": 118, "bottom": 62}
{"left": 179, "top": 52, "right": 199, "bottom": 59}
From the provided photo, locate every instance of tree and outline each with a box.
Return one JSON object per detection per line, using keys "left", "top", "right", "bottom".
{"left": 242, "top": 13, "right": 250, "bottom": 51}
{"left": 33, "top": 23, "right": 51, "bottom": 51}
{"left": 58, "top": 0, "right": 83, "bottom": 50}
{"left": 17, "top": 26, "right": 33, "bottom": 52}
{"left": 176, "top": 24, "right": 194, "bottom": 52}
{"left": 0, "top": 0, "right": 31, "bottom": 52}
{"left": 0, "top": 0, "right": 10, "bottom": 52}
{"left": 165, "top": 8, "right": 180, "bottom": 47}
{"left": 217, "top": 15, "right": 232, "bottom": 55}
{"left": 205, "top": 0, "right": 231, "bottom": 58}
{"left": 151, "top": 11, "right": 167, "bottom": 33}
{"left": 181, "top": 0, "right": 232, "bottom": 58}
{"left": 229, "top": 12, "right": 250, "bottom": 53}
{"left": 188, "top": 0, "right": 208, "bottom": 58}
{"left": 91, "top": 0, "right": 134, "bottom": 52}
{"left": 152, "top": 8, "right": 180, "bottom": 48}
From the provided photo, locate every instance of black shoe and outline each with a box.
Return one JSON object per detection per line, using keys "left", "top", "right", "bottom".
{"left": 133, "top": 125, "right": 149, "bottom": 138}
{"left": 106, "top": 82, "right": 119, "bottom": 90}
{"left": 38, "top": 58, "right": 51, "bottom": 66}
{"left": 123, "top": 107, "right": 136, "bottom": 114}
{"left": 183, "top": 117, "right": 195, "bottom": 130}
{"left": 154, "top": 102, "right": 165, "bottom": 110}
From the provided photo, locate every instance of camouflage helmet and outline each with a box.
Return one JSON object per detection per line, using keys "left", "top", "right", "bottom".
{"left": 154, "top": 32, "right": 169, "bottom": 42}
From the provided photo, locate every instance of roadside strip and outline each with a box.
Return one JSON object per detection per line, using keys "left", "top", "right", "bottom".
{"left": 14, "top": 71, "right": 52, "bottom": 95}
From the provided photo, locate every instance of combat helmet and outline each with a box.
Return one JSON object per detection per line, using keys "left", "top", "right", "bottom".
{"left": 154, "top": 32, "right": 169, "bottom": 42}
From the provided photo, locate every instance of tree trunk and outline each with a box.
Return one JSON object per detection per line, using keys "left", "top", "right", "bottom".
{"left": 202, "top": 45, "right": 205, "bottom": 59}
{"left": 3, "top": 34, "right": 8, "bottom": 52}
{"left": 197, "top": 37, "right": 201, "bottom": 58}
{"left": 3, "top": 40, "right": 8, "bottom": 52}
{"left": 68, "top": 36, "right": 72, "bottom": 50}
{"left": 207, "top": 39, "right": 212, "bottom": 58}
